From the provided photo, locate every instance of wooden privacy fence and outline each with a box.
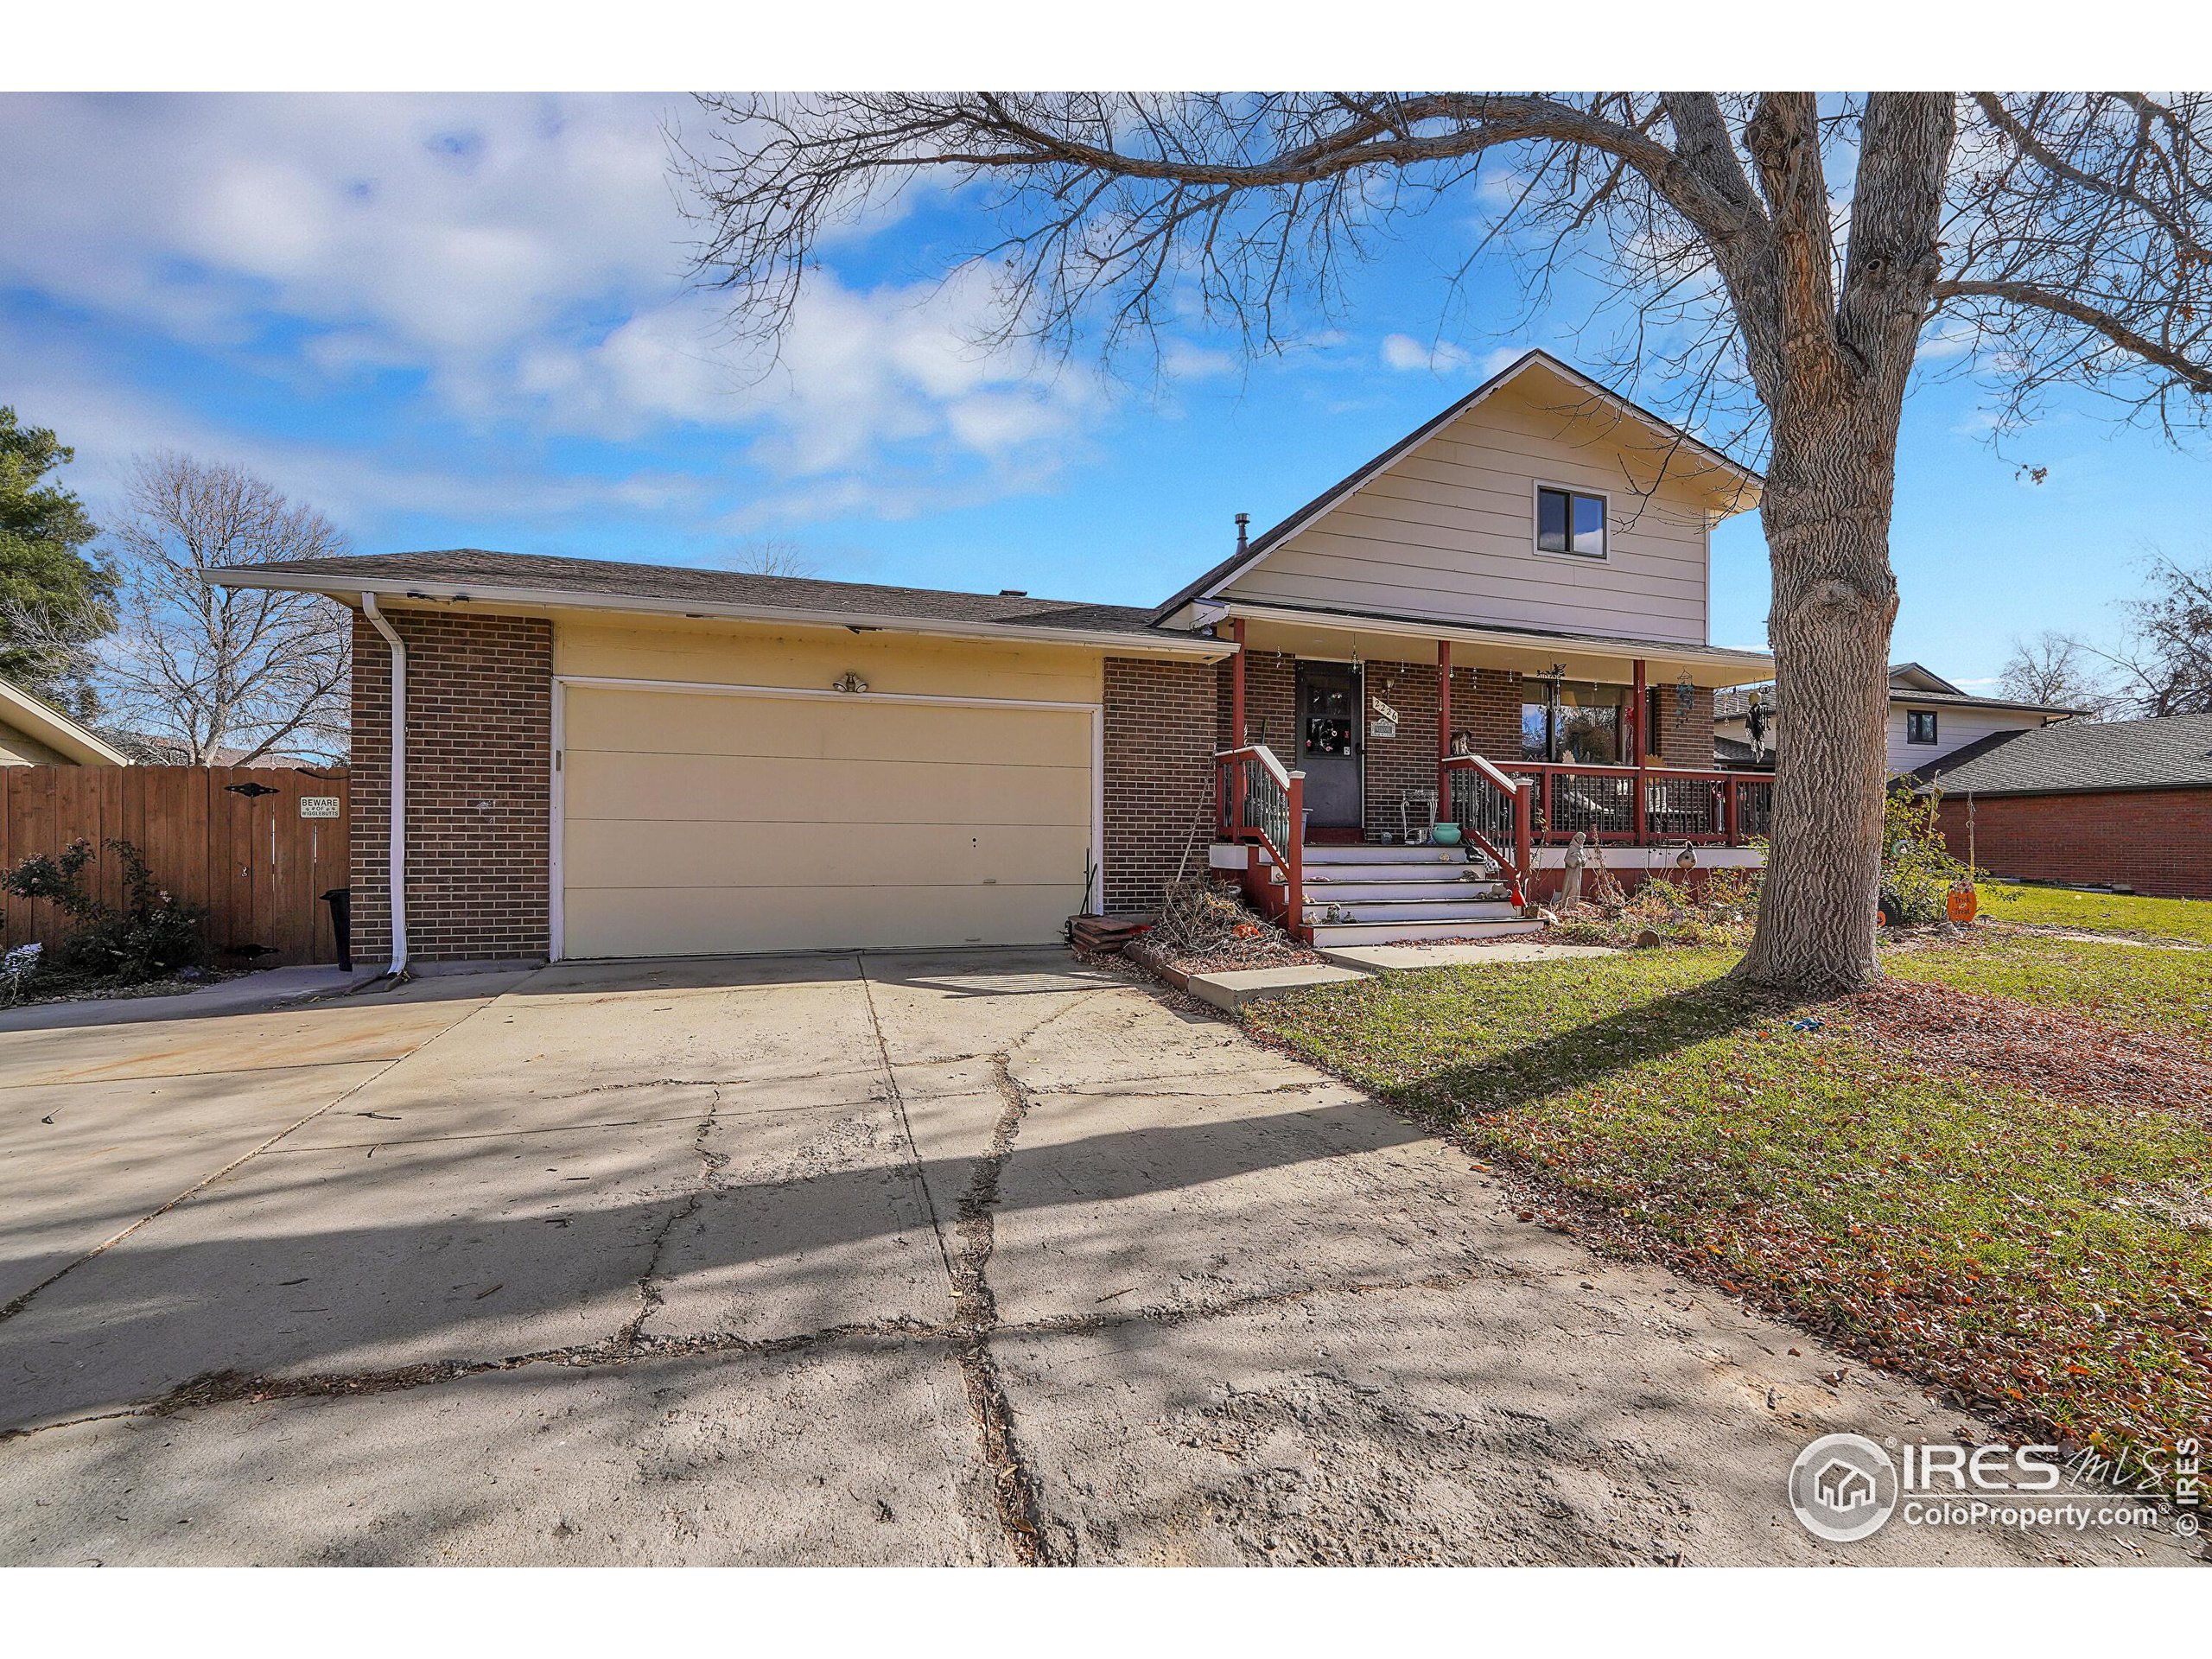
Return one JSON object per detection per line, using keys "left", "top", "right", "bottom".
{"left": 0, "top": 766, "right": 351, "bottom": 968}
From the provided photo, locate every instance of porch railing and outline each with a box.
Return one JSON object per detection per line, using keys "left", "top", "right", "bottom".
{"left": 1215, "top": 744, "right": 1306, "bottom": 935}
{"left": 1440, "top": 754, "right": 1532, "bottom": 907}
{"left": 1510, "top": 761, "right": 1773, "bottom": 848}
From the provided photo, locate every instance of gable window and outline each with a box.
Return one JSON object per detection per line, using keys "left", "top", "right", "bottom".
{"left": 1906, "top": 709, "right": 1939, "bottom": 745}
{"left": 1536, "top": 486, "right": 1607, "bottom": 558}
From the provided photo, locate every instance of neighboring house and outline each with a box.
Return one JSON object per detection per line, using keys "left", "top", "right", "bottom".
{"left": 217, "top": 351, "right": 1776, "bottom": 967}
{"left": 1715, "top": 662, "right": 2079, "bottom": 776}
{"left": 0, "top": 675, "right": 131, "bottom": 767}
{"left": 125, "top": 740, "right": 324, "bottom": 768}
{"left": 1913, "top": 713, "right": 2212, "bottom": 900}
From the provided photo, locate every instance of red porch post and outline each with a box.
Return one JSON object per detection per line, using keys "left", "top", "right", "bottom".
{"left": 1434, "top": 639, "right": 1452, "bottom": 828}
{"left": 1630, "top": 657, "right": 1649, "bottom": 845}
{"left": 1286, "top": 768, "right": 1307, "bottom": 935}
{"left": 1228, "top": 617, "right": 1247, "bottom": 747}
{"left": 1512, "top": 775, "right": 1534, "bottom": 907}
{"left": 1228, "top": 618, "right": 1246, "bottom": 842}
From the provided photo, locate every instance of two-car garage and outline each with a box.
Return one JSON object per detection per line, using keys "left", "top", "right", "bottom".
{"left": 554, "top": 678, "right": 1100, "bottom": 959}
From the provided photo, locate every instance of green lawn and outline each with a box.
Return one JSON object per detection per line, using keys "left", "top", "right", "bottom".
{"left": 1242, "top": 940, "right": 2212, "bottom": 1464}
{"left": 1979, "top": 882, "right": 2212, "bottom": 947}
{"left": 1891, "top": 929, "right": 2212, "bottom": 1045}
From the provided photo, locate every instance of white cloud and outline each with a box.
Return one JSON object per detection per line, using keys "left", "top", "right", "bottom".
{"left": 0, "top": 93, "right": 1115, "bottom": 526}
{"left": 1381, "top": 332, "right": 1474, "bottom": 375}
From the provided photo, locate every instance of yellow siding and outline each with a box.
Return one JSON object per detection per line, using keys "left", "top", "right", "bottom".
{"left": 0, "top": 721, "right": 74, "bottom": 766}
{"left": 1226, "top": 377, "right": 1721, "bottom": 646}
{"left": 554, "top": 613, "right": 1104, "bottom": 703}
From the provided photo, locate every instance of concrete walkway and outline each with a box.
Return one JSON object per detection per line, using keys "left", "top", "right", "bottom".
{"left": 0, "top": 950, "right": 2184, "bottom": 1565}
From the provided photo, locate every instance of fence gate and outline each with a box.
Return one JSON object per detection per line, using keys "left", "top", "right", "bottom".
{"left": 0, "top": 765, "right": 351, "bottom": 968}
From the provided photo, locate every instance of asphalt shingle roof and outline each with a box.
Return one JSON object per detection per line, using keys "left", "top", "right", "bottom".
{"left": 1909, "top": 713, "right": 2212, "bottom": 796}
{"left": 1714, "top": 680, "right": 2077, "bottom": 721}
{"left": 231, "top": 550, "right": 1179, "bottom": 639}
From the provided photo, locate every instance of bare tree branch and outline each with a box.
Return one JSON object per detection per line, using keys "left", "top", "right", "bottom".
{"left": 86, "top": 454, "right": 353, "bottom": 764}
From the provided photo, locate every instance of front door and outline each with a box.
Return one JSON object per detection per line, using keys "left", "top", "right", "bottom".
{"left": 1296, "top": 660, "right": 1362, "bottom": 830}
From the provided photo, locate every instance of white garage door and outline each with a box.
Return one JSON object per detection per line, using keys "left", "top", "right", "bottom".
{"left": 557, "top": 683, "right": 1097, "bottom": 958}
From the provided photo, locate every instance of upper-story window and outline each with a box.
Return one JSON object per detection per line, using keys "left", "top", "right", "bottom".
{"left": 1535, "top": 486, "right": 1607, "bottom": 558}
{"left": 1905, "top": 709, "right": 1939, "bottom": 745}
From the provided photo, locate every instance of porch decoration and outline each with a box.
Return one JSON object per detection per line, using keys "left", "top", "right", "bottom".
{"left": 1370, "top": 693, "right": 1400, "bottom": 741}
{"left": 1675, "top": 671, "right": 1694, "bottom": 714}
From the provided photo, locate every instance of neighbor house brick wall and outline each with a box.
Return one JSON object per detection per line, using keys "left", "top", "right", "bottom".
{"left": 1103, "top": 656, "right": 1217, "bottom": 914}
{"left": 1933, "top": 789, "right": 2212, "bottom": 901}
{"left": 351, "top": 608, "right": 553, "bottom": 964}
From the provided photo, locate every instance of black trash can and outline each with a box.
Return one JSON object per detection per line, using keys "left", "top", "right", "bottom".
{"left": 322, "top": 887, "right": 353, "bottom": 971}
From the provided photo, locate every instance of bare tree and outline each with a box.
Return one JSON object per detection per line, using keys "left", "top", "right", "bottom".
{"left": 90, "top": 454, "right": 353, "bottom": 764}
{"left": 1997, "top": 630, "right": 2111, "bottom": 716}
{"left": 723, "top": 536, "right": 818, "bottom": 578}
{"left": 2083, "top": 554, "right": 2212, "bottom": 717}
{"left": 677, "top": 93, "right": 2212, "bottom": 991}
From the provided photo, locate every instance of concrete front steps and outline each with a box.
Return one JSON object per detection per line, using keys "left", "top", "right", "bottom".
{"left": 1264, "top": 842, "right": 1545, "bottom": 949}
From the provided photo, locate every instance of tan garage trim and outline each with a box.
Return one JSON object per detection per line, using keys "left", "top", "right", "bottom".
{"left": 550, "top": 676, "right": 1103, "bottom": 961}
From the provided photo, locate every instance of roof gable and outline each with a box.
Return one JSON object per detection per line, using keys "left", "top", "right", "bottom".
{"left": 1888, "top": 662, "right": 1965, "bottom": 695}
{"left": 0, "top": 675, "right": 130, "bottom": 766}
{"left": 1152, "top": 351, "right": 1762, "bottom": 624}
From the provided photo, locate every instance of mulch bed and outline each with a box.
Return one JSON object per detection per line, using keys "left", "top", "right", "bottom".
{"left": 1833, "top": 977, "right": 2212, "bottom": 1119}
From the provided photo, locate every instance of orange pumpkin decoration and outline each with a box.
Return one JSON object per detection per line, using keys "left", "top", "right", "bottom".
{"left": 1946, "top": 883, "right": 1979, "bottom": 924}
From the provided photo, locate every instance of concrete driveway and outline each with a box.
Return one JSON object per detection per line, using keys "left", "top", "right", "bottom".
{"left": 0, "top": 951, "right": 2179, "bottom": 1566}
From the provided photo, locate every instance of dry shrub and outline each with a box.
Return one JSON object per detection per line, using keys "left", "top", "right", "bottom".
{"left": 1549, "top": 855, "right": 1764, "bottom": 950}
{"left": 1133, "top": 877, "right": 1317, "bottom": 971}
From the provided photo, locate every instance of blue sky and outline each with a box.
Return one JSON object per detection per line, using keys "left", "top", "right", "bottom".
{"left": 3, "top": 91, "right": 2203, "bottom": 687}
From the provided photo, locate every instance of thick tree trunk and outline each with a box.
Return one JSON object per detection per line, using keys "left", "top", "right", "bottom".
{"left": 1735, "top": 428, "right": 1902, "bottom": 994}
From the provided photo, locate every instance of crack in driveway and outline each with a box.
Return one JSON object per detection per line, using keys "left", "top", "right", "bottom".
{"left": 946, "top": 1056, "right": 1054, "bottom": 1565}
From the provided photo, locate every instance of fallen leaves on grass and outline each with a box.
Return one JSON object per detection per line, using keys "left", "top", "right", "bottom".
{"left": 1835, "top": 978, "right": 2212, "bottom": 1119}
{"left": 1244, "top": 945, "right": 2212, "bottom": 1470}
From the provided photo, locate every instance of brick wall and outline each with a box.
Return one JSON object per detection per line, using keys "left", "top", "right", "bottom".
{"left": 1652, "top": 684, "right": 1718, "bottom": 766}
{"left": 1217, "top": 652, "right": 1538, "bottom": 841}
{"left": 1458, "top": 665, "right": 1528, "bottom": 759}
{"left": 351, "top": 608, "right": 553, "bottom": 964}
{"left": 1363, "top": 658, "right": 1440, "bottom": 840}
{"left": 1934, "top": 788, "right": 2212, "bottom": 901}
{"left": 1103, "top": 656, "right": 1217, "bottom": 913}
{"left": 1217, "top": 644, "right": 1297, "bottom": 752}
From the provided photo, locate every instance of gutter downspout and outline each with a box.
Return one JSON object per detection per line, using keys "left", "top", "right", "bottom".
{"left": 359, "top": 593, "right": 409, "bottom": 979}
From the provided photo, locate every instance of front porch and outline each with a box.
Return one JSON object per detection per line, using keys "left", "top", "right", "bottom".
{"left": 1205, "top": 607, "right": 1773, "bottom": 944}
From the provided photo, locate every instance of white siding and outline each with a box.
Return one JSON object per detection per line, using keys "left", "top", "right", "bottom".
{"left": 1224, "top": 378, "right": 1719, "bottom": 645}
{"left": 1888, "top": 706, "right": 2049, "bottom": 776}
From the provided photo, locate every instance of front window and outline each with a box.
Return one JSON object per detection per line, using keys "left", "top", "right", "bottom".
{"left": 1536, "top": 486, "right": 1607, "bottom": 557}
{"left": 1522, "top": 683, "right": 1630, "bottom": 763}
{"left": 1906, "top": 709, "right": 1939, "bottom": 745}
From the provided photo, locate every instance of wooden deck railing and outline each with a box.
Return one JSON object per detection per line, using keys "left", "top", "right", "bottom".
{"left": 1439, "top": 754, "right": 1532, "bottom": 906}
{"left": 1504, "top": 761, "right": 1772, "bottom": 848}
{"left": 1215, "top": 744, "right": 1305, "bottom": 933}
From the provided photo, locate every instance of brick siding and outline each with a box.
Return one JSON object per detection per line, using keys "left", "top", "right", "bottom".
{"left": 1652, "top": 683, "right": 1718, "bottom": 766}
{"left": 1362, "top": 659, "right": 1440, "bottom": 840}
{"left": 1103, "top": 656, "right": 1217, "bottom": 913}
{"left": 1934, "top": 788, "right": 2212, "bottom": 901}
{"left": 351, "top": 608, "right": 553, "bottom": 964}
